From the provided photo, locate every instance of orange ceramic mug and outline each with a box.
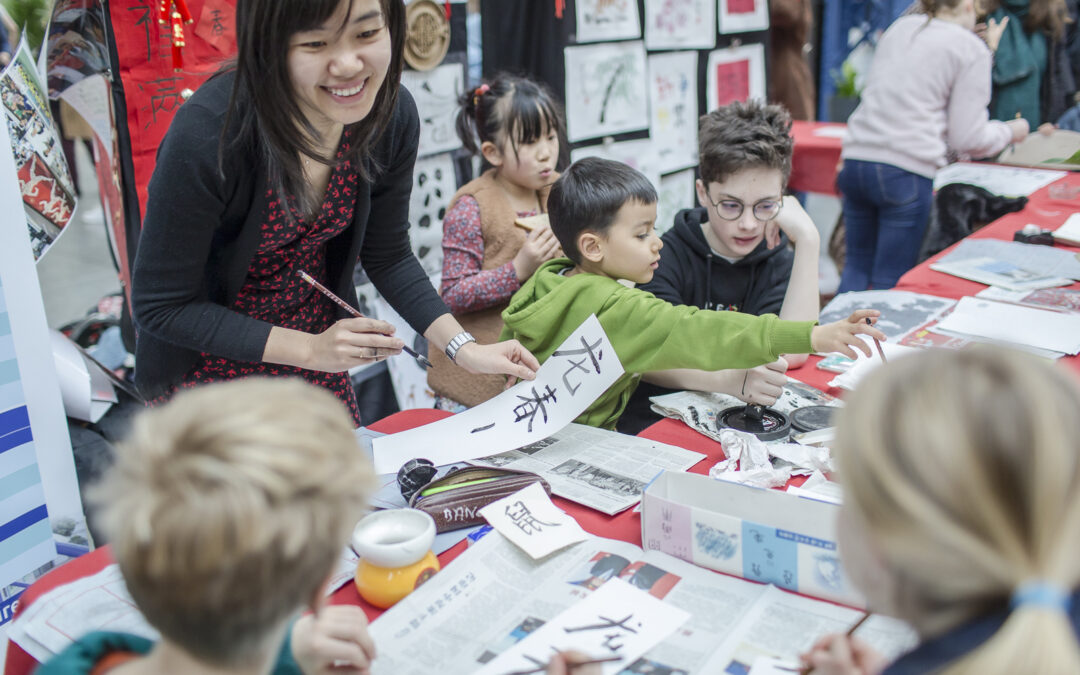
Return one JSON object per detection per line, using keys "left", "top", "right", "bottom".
{"left": 351, "top": 509, "right": 440, "bottom": 609}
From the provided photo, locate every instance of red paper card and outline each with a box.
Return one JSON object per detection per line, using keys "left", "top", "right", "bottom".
{"left": 713, "top": 60, "right": 750, "bottom": 107}
{"left": 727, "top": 0, "right": 756, "bottom": 14}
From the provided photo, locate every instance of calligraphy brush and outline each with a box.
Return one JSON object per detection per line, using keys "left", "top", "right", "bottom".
{"left": 502, "top": 655, "right": 623, "bottom": 675}
{"left": 297, "top": 270, "right": 434, "bottom": 369}
{"left": 865, "top": 317, "right": 887, "bottom": 364}
{"left": 780, "top": 613, "right": 871, "bottom": 674}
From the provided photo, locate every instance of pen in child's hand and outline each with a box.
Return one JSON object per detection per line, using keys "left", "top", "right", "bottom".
{"left": 796, "top": 614, "right": 871, "bottom": 674}
{"left": 297, "top": 270, "right": 434, "bottom": 369}
{"left": 865, "top": 317, "right": 887, "bottom": 363}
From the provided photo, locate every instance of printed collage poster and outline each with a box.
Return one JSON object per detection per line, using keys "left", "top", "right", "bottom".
{"left": 1, "top": 39, "right": 77, "bottom": 261}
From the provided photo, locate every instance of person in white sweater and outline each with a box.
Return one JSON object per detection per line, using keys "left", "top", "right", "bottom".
{"left": 836, "top": 0, "right": 1029, "bottom": 293}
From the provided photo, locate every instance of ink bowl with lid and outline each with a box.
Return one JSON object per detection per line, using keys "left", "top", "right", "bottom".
{"left": 351, "top": 508, "right": 440, "bottom": 608}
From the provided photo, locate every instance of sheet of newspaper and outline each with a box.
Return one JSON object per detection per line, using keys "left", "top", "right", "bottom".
{"left": 467, "top": 423, "right": 705, "bottom": 515}
{"left": 368, "top": 531, "right": 918, "bottom": 675}
{"left": 933, "top": 238, "right": 1080, "bottom": 282}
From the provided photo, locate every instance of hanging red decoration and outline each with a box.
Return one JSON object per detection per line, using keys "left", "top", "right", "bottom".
{"left": 157, "top": 0, "right": 194, "bottom": 72}
{"left": 444, "top": 1, "right": 451, "bottom": 20}
{"left": 555, "top": 0, "right": 565, "bottom": 18}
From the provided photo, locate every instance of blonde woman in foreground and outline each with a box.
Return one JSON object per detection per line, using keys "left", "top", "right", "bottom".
{"left": 802, "top": 348, "right": 1080, "bottom": 674}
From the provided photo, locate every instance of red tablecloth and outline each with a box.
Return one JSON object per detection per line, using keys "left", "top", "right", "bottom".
{"left": 788, "top": 121, "right": 844, "bottom": 195}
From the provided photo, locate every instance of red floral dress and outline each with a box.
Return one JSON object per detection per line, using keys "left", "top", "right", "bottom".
{"left": 157, "top": 136, "right": 362, "bottom": 425}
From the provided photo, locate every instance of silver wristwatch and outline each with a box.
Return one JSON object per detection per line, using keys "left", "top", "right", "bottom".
{"left": 445, "top": 331, "right": 477, "bottom": 363}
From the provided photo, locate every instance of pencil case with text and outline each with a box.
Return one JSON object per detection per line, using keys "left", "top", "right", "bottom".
{"left": 409, "top": 466, "right": 552, "bottom": 533}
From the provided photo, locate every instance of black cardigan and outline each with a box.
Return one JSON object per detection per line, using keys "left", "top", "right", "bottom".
{"left": 131, "top": 72, "right": 447, "bottom": 399}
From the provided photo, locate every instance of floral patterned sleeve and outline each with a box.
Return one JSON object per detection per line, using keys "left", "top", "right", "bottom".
{"left": 440, "top": 195, "right": 521, "bottom": 314}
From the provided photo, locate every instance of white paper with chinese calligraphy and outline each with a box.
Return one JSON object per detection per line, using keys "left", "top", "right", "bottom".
{"left": 644, "top": 0, "right": 715, "bottom": 50}
{"left": 480, "top": 482, "right": 588, "bottom": 559}
{"left": 371, "top": 315, "right": 624, "bottom": 474}
{"left": 475, "top": 578, "right": 689, "bottom": 675}
{"left": 400, "top": 63, "right": 464, "bottom": 158}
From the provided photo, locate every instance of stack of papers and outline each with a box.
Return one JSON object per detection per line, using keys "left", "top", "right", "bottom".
{"left": 928, "top": 297, "right": 1080, "bottom": 357}
{"left": 930, "top": 239, "right": 1080, "bottom": 291}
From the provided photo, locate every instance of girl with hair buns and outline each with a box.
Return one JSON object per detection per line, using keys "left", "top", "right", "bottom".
{"left": 131, "top": 0, "right": 539, "bottom": 426}
{"left": 430, "top": 72, "right": 567, "bottom": 409}
{"left": 801, "top": 347, "right": 1080, "bottom": 674}
{"left": 836, "top": 0, "right": 1030, "bottom": 293}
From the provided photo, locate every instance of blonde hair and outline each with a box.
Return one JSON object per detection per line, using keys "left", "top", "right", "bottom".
{"left": 835, "top": 348, "right": 1080, "bottom": 673}
{"left": 91, "top": 378, "right": 374, "bottom": 666}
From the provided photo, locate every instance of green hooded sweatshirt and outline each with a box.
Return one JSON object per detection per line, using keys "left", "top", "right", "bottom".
{"left": 501, "top": 259, "right": 816, "bottom": 429}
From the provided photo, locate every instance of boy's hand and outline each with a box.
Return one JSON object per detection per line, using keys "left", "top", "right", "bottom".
{"left": 292, "top": 606, "right": 376, "bottom": 674}
{"left": 810, "top": 310, "right": 885, "bottom": 360}
{"left": 546, "top": 651, "right": 603, "bottom": 675}
{"left": 765, "top": 196, "right": 819, "bottom": 249}
{"left": 1006, "top": 118, "right": 1030, "bottom": 143}
{"left": 799, "top": 634, "right": 888, "bottom": 675}
{"left": 513, "top": 224, "right": 563, "bottom": 281}
{"left": 736, "top": 358, "right": 788, "bottom": 406}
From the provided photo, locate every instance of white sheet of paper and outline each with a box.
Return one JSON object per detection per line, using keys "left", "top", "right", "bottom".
{"left": 644, "top": 0, "right": 715, "bottom": 50}
{"left": 474, "top": 578, "right": 690, "bottom": 675}
{"left": 929, "top": 296, "right": 1080, "bottom": 355}
{"left": 564, "top": 42, "right": 650, "bottom": 142}
{"left": 828, "top": 337, "right": 921, "bottom": 391}
{"left": 371, "top": 315, "right": 624, "bottom": 474}
{"left": 400, "top": 63, "right": 464, "bottom": 158}
{"left": 571, "top": 138, "right": 661, "bottom": 197}
{"left": 933, "top": 162, "right": 1066, "bottom": 197}
{"left": 647, "top": 51, "right": 699, "bottom": 174}
{"left": 575, "top": 0, "right": 641, "bottom": 42}
{"left": 480, "top": 482, "right": 588, "bottom": 559}
{"left": 657, "top": 169, "right": 695, "bottom": 237}
{"left": 811, "top": 125, "right": 848, "bottom": 138}
{"left": 718, "top": 0, "right": 769, "bottom": 33}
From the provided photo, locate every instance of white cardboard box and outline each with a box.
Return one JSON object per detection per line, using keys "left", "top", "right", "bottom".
{"left": 641, "top": 471, "right": 863, "bottom": 607}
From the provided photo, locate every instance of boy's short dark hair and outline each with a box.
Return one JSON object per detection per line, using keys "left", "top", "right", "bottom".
{"left": 698, "top": 100, "right": 793, "bottom": 186}
{"left": 548, "top": 157, "right": 658, "bottom": 264}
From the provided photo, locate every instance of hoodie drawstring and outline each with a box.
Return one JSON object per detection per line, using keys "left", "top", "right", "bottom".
{"left": 706, "top": 252, "right": 713, "bottom": 311}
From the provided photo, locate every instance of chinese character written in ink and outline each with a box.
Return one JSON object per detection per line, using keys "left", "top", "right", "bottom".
{"left": 505, "top": 500, "right": 559, "bottom": 535}
{"left": 470, "top": 422, "right": 495, "bottom": 433}
{"left": 513, "top": 385, "right": 558, "bottom": 432}
{"left": 138, "top": 77, "right": 185, "bottom": 128}
{"left": 564, "top": 614, "right": 641, "bottom": 653}
{"left": 210, "top": 8, "right": 227, "bottom": 36}
{"left": 552, "top": 336, "right": 604, "bottom": 388}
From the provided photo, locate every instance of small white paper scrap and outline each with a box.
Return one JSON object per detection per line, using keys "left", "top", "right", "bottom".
{"left": 479, "top": 482, "right": 587, "bottom": 559}
{"left": 475, "top": 578, "right": 690, "bottom": 675}
{"left": 372, "top": 315, "right": 624, "bottom": 474}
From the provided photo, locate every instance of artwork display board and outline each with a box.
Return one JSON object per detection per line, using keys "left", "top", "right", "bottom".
{"left": 564, "top": 41, "right": 650, "bottom": 143}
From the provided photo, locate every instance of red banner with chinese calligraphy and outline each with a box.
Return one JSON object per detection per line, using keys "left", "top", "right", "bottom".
{"left": 108, "top": 0, "right": 236, "bottom": 224}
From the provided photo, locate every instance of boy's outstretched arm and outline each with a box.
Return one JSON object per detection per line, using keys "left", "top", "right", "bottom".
{"left": 643, "top": 358, "right": 788, "bottom": 406}
{"left": 811, "top": 310, "right": 885, "bottom": 360}
{"left": 768, "top": 196, "right": 822, "bottom": 368}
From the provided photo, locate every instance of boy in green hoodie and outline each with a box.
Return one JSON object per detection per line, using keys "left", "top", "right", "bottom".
{"left": 500, "top": 157, "right": 884, "bottom": 430}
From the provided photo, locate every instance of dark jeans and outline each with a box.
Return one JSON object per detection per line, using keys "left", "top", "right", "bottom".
{"left": 837, "top": 159, "right": 934, "bottom": 292}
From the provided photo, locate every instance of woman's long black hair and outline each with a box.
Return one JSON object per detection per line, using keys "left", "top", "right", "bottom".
{"left": 223, "top": 0, "right": 406, "bottom": 217}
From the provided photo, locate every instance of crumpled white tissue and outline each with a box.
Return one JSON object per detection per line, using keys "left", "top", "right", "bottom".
{"left": 708, "top": 429, "right": 833, "bottom": 488}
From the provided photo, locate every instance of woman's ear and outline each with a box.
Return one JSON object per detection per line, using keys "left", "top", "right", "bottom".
{"left": 578, "top": 231, "right": 604, "bottom": 263}
{"left": 480, "top": 141, "right": 503, "bottom": 168}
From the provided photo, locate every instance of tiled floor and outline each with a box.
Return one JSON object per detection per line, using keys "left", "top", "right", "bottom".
{"left": 35, "top": 143, "right": 121, "bottom": 330}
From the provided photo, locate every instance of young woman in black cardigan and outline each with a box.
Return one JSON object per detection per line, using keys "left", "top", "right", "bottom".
{"left": 131, "top": 0, "right": 539, "bottom": 424}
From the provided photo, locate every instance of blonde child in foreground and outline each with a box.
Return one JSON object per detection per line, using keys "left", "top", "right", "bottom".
{"left": 500, "top": 157, "right": 887, "bottom": 430}
{"left": 36, "top": 378, "right": 589, "bottom": 675}
{"left": 802, "top": 348, "right": 1080, "bottom": 674}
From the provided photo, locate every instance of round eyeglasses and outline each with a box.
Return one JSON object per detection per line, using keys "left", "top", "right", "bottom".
{"left": 706, "top": 193, "right": 783, "bottom": 222}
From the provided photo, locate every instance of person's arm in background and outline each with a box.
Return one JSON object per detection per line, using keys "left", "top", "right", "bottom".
{"left": 947, "top": 43, "right": 1027, "bottom": 157}
{"left": 763, "top": 196, "right": 821, "bottom": 367}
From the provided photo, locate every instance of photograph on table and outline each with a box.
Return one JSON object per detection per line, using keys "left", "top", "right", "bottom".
{"left": 647, "top": 51, "right": 698, "bottom": 174}
{"left": 2, "top": 42, "right": 76, "bottom": 260}
{"left": 618, "top": 561, "right": 681, "bottom": 599}
{"left": 705, "top": 43, "right": 766, "bottom": 112}
{"left": 408, "top": 151, "right": 456, "bottom": 279}
{"left": 644, "top": 0, "right": 715, "bottom": 50}
{"left": 567, "top": 551, "right": 633, "bottom": 590}
{"left": 717, "top": 0, "right": 769, "bottom": 34}
{"left": 564, "top": 41, "right": 649, "bottom": 142}
{"left": 401, "top": 61, "right": 464, "bottom": 158}
{"left": 574, "top": 0, "right": 641, "bottom": 43}
{"left": 656, "top": 169, "right": 695, "bottom": 237}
